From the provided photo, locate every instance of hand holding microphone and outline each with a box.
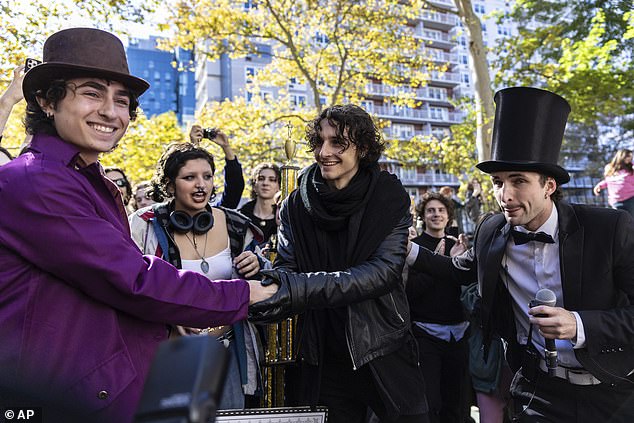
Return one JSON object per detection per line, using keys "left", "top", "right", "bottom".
{"left": 529, "top": 289, "right": 558, "bottom": 376}
{"left": 528, "top": 289, "right": 579, "bottom": 377}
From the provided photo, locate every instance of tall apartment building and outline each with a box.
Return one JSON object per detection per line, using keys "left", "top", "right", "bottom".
{"left": 193, "top": 0, "right": 465, "bottom": 199}
{"left": 190, "top": 0, "right": 604, "bottom": 217}
{"left": 126, "top": 36, "right": 196, "bottom": 124}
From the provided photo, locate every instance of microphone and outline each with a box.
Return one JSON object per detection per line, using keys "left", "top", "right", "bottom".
{"left": 530, "top": 288, "right": 558, "bottom": 377}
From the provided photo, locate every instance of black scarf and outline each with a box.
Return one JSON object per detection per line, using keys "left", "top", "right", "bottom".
{"left": 288, "top": 162, "right": 410, "bottom": 272}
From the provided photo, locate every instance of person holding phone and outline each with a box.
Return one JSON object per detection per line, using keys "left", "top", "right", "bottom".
{"left": 0, "top": 64, "right": 26, "bottom": 145}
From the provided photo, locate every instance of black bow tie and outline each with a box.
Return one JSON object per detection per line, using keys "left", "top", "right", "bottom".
{"left": 510, "top": 229, "right": 555, "bottom": 245}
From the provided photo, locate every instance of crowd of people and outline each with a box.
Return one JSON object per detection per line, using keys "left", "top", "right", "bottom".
{"left": 0, "top": 27, "right": 633, "bottom": 423}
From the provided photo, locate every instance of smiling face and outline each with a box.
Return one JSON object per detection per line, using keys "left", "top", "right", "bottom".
{"left": 423, "top": 199, "right": 449, "bottom": 237}
{"left": 491, "top": 171, "right": 556, "bottom": 231}
{"left": 38, "top": 77, "right": 131, "bottom": 164}
{"left": 171, "top": 158, "right": 215, "bottom": 215}
{"left": 314, "top": 118, "right": 361, "bottom": 190}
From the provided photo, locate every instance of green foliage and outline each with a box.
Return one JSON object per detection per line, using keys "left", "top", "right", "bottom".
{"left": 495, "top": 5, "right": 634, "bottom": 154}
{"left": 101, "top": 111, "right": 186, "bottom": 184}
{"left": 159, "top": 0, "right": 454, "bottom": 176}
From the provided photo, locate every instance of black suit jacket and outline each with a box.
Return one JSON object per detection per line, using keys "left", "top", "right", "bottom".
{"left": 413, "top": 201, "right": 634, "bottom": 385}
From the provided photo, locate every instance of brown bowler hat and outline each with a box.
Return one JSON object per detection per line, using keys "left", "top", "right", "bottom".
{"left": 23, "top": 28, "right": 149, "bottom": 104}
{"left": 476, "top": 87, "right": 571, "bottom": 185}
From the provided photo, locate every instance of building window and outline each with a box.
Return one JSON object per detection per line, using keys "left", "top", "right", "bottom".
{"left": 290, "top": 94, "right": 306, "bottom": 107}
{"left": 429, "top": 106, "right": 446, "bottom": 120}
{"left": 474, "top": 3, "right": 485, "bottom": 13}
{"left": 460, "top": 55, "right": 469, "bottom": 65}
{"left": 361, "top": 100, "right": 374, "bottom": 113}
{"left": 315, "top": 32, "right": 329, "bottom": 44}
{"left": 392, "top": 123, "right": 414, "bottom": 138}
{"left": 245, "top": 66, "right": 257, "bottom": 83}
{"left": 461, "top": 73, "right": 470, "bottom": 84}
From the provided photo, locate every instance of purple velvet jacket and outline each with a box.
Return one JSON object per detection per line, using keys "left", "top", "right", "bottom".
{"left": 0, "top": 134, "right": 249, "bottom": 422}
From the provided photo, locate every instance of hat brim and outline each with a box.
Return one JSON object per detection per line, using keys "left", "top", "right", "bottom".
{"left": 476, "top": 160, "right": 570, "bottom": 185}
{"left": 23, "top": 62, "right": 150, "bottom": 105}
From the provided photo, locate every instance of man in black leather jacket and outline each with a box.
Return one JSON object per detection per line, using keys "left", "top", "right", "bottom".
{"left": 250, "top": 105, "right": 428, "bottom": 423}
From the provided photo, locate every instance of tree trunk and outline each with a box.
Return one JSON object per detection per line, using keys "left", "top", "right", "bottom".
{"left": 453, "top": 0, "right": 494, "bottom": 162}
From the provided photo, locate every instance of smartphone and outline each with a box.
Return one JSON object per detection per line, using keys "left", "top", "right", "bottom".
{"left": 25, "top": 58, "right": 42, "bottom": 72}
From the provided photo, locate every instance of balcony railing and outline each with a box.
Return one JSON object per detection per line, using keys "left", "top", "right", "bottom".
{"left": 374, "top": 105, "right": 464, "bottom": 123}
{"left": 399, "top": 173, "right": 460, "bottom": 185}
{"left": 365, "top": 83, "right": 452, "bottom": 102}
{"left": 420, "top": 11, "right": 460, "bottom": 27}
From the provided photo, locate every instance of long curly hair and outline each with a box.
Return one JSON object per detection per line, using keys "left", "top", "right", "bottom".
{"left": 150, "top": 143, "right": 216, "bottom": 202}
{"left": 305, "top": 104, "right": 384, "bottom": 167}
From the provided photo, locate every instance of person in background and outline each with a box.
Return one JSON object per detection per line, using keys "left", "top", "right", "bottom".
{"left": 250, "top": 105, "right": 429, "bottom": 423}
{"left": 439, "top": 185, "right": 463, "bottom": 236}
{"left": 190, "top": 124, "right": 244, "bottom": 208}
{"left": 405, "top": 192, "right": 470, "bottom": 423}
{"left": 131, "top": 180, "right": 156, "bottom": 211}
{"left": 593, "top": 148, "right": 634, "bottom": 216}
{"left": 129, "top": 142, "right": 268, "bottom": 410}
{"left": 465, "top": 178, "right": 483, "bottom": 224}
{"left": 104, "top": 166, "right": 133, "bottom": 209}
{"left": 0, "top": 65, "right": 26, "bottom": 143}
{"left": 0, "top": 28, "right": 276, "bottom": 422}
{"left": 239, "top": 163, "right": 281, "bottom": 246}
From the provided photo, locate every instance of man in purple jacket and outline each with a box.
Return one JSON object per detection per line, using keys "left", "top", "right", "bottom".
{"left": 0, "top": 28, "right": 275, "bottom": 422}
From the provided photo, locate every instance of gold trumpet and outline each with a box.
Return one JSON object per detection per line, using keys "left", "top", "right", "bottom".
{"left": 260, "top": 123, "right": 300, "bottom": 408}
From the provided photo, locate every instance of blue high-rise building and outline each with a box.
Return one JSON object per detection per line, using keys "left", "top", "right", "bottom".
{"left": 126, "top": 36, "right": 195, "bottom": 124}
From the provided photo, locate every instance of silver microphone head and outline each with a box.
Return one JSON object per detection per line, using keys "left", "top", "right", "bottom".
{"left": 535, "top": 288, "right": 557, "bottom": 307}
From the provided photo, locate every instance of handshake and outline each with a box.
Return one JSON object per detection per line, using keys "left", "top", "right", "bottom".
{"left": 246, "top": 270, "right": 294, "bottom": 323}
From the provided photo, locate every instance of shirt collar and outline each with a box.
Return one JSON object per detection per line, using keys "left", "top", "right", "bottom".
{"left": 29, "top": 133, "right": 82, "bottom": 167}
{"left": 514, "top": 203, "right": 559, "bottom": 241}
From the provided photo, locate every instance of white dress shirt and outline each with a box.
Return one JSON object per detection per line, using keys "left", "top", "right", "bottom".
{"left": 501, "top": 205, "right": 587, "bottom": 368}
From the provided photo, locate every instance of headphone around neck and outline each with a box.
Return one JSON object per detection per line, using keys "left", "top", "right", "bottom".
{"left": 169, "top": 210, "right": 215, "bottom": 235}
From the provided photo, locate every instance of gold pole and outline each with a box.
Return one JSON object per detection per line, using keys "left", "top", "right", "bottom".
{"left": 261, "top": 122, "right": 300, "bottom": 408}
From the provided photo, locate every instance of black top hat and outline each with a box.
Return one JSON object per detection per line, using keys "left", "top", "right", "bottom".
{"left": 23, "top": 28, "right": 149, "bottom": 105}
{"left": 476, "top": 87, "right": 571, "bottom": 185}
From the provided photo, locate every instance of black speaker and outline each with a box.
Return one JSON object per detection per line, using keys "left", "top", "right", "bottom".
{"left": 134, "top": 336, "right": 229, "bottom": 423}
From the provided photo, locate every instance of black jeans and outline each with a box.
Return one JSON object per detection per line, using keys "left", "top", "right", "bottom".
{"left": 414, "top": 328, "right": 468, "bottom": 423}
{"left": 510, "top": 369, "right": 634, "bottom": 422}
{"left": 319, "top": 360, "right": 429, "bottom": 423}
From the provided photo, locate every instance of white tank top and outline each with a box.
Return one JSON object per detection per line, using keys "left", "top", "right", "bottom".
{"left": 181, "top": 244, "right": 233, "bottom": 280}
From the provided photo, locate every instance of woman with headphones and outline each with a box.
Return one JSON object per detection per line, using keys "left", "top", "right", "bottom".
{"left": 129, "top": 142, "right": 268, "bottom": 410}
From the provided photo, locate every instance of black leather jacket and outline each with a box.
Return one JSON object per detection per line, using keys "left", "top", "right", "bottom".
{"left": 249, "top": 203, "right": 412, "bottom": 370}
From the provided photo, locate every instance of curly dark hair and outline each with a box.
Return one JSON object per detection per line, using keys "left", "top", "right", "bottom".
{"left": 250, "top": 162, "right": 281, "bottom": 199}
{"left": 416, "top": 191, "right": 455, "bottom": 230}
{"left": 305, "top": 104, "right": 384, "bottom": 167}
{"left": 150, "top": 143, "right": 216, "bottom": 202}
{"left": 24, "top": 78, "right": 139, "bottom": 136}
